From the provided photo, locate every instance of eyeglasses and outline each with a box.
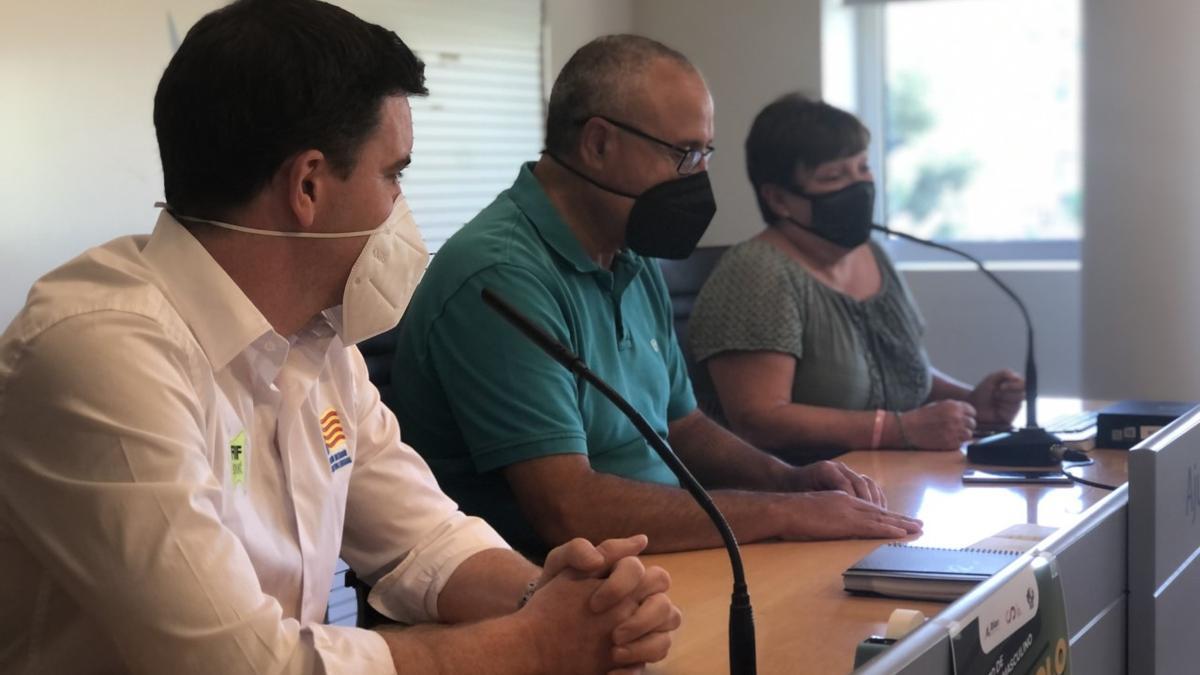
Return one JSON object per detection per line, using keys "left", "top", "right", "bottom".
{"left": 579, "top": 115, "right": 715, "bottom": 175}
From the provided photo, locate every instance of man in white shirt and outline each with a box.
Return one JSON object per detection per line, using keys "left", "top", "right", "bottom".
{"left": 0, "top": 1, "right": 679, "bottom": 673}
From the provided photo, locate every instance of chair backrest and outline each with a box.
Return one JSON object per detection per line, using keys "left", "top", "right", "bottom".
{"left": 358, "top": 322, "right": 404, "bottom": 403}
{"left": 658, "top": 246, "right": 729, "bottom": 414}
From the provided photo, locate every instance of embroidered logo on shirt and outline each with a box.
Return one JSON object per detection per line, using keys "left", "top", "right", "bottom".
{"left": 229, "top": 430, "right": 247, "bottom": 487}
{"left": 649, "top": 338, "right": 660, "bottom": 353}
{"left": 320, "top": 408, "right": 352, "bottom": 474}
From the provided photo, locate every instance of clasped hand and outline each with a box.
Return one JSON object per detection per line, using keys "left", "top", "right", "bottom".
{"left": 523, "top": 535, "right": 681, "bottom": 674}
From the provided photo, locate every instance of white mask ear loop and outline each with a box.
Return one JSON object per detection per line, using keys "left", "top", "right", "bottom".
{"left": 154, "top": 201, "right": 381, "bottom": 239}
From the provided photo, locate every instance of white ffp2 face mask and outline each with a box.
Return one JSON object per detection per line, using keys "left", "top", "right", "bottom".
{"left": 158, "top": 196, "right": 429, "bottom": 344}
{"left": 336, "top": 197, "right": 428, "bottom": 344}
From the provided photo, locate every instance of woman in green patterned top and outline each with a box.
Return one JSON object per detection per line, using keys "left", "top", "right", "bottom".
{"left": 688, "top": 94, "right": 1024, "bottom": 461}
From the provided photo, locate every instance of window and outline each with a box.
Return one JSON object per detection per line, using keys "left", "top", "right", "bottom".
{"left": 343, "top": 0, "right": 544, "bottom": 252}
{"left": 849, "top": 0, "right": 1081, "bottom": 257}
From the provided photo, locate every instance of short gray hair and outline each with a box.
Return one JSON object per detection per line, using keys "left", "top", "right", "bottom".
{"left": 545, "top": 34, "right": 696, "bottom": 156}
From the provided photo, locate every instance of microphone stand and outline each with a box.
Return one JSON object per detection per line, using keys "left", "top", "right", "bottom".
{"left": 872, "top": 225, "right": 1061, "bottom": 466}
{"left": 481, "top": 288, "right": 757, "bottom": 675}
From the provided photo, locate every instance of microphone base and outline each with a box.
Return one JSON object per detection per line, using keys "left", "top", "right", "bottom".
{"left": 967, "top": 427, "right": 1063, "bottom": 467}
{"left": 729, "top": 591, "right": 757, "bottom": 675}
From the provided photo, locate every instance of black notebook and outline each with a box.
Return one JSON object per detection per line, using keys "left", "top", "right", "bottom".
{"left": 842, "top": 543, "right": 1021, "bottom": 602}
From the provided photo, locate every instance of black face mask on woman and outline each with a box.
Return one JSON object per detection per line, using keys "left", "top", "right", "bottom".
{"left": 547, "top": 152, "right": 717, "bottom": 260}
{"left": 784, "top": 180, "right": 876, "bottom": 250}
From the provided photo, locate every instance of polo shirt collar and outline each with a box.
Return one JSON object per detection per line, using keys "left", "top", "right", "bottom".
{"left": 509, "top": 162, "right": 603, "bottom": 274}
{"left": 142, "top": 210, "right": 275, "bottom": 372}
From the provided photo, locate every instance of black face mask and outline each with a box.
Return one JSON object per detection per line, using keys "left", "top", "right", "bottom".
{"left": 785, "top": 181, "right": 875, "bottom": 249}
{"left": 547, "top": 153, "right": 717, "bottom": 260}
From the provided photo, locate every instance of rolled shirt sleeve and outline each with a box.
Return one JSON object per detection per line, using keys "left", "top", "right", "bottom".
{"left": 341, "top": 350, "right": 510, "bottom": 624}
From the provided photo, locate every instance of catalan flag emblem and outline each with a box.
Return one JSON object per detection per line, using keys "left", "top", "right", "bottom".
{"left": 320, "top": 408, "right": 352, "bottom": 473}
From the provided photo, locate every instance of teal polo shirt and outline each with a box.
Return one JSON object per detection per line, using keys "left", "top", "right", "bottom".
{"left": 388, "top": 162, "right": 696, "bottom": 555}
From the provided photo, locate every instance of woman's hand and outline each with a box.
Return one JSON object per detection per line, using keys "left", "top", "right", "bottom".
{"left": 967, "top": 369, "right": 1025, "bottom": 426}
{"left": 900, "top": 401, "right": 976, "bottom": 450}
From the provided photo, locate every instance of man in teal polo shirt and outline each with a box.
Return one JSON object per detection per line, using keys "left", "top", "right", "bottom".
{"left": 389, "top": 35, "right": 923, "bottom": 557}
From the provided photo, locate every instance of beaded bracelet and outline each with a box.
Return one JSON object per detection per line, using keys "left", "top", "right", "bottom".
{"left": 893, "top": 411, "right": 915, "bottom": 449}
{"left": 517, "top": 578, "right": 539, "bottom": 609}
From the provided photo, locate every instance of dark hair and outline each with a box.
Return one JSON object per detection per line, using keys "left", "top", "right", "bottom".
{"left": 545, "top": 34, "right": 695, "bottom": 157}
{"left": 744, "top": 93, "right": 870, "bottom": 224}
{"left": 154, "top": 0, "right": 427, "bottom": 217}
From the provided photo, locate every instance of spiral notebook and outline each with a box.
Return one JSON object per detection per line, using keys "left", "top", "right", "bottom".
{"left": 842, "top": 543, "right": 1022, "bottom": 602}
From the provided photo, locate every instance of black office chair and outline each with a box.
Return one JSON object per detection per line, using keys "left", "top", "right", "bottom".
{"left": 358, "top": 321, "right": 404, "bottom": 406}
{"left": 343, "top": 568, "right": 393, "bottom": 629}
{"left": 658, "top": 246, "right": 729, "bottom": 418}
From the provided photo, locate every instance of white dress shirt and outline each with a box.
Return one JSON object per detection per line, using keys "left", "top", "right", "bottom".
{"left": 0, "top": 213, "right": 509, "bottom": 674}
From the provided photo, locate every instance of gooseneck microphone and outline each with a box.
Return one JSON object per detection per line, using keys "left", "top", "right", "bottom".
{"left": 871, "top": 225, "right": 1062, "bottom": 466}
{"left": 481, "top": 288, "right": 756, "bottom": 675}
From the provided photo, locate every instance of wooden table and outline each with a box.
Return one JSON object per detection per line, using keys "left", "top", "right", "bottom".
{"left": 644, "top": 447, "right": 1129, "bottom": 675}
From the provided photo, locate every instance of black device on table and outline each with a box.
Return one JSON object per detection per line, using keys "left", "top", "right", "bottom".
{"left": 1094, "top": 400, "right": 1198, "bottom": 448}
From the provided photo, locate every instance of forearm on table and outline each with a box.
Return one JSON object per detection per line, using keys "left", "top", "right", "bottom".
{"left": 376, "top": 613, "right": 539, "bottom": 674}
{"left": 722, "top": 402, "right": 884, "bottom": 458}
{"left": 435, "top": 548, "right": 540, "bottom": 623}
{"left": 668, "top": 410, "right": 802, "bottom": 490}
{"left": 524, "top": 469, "right": 786, "bottom": 554}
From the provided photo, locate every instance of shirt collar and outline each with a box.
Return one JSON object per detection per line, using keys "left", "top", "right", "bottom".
{"left": 142, "top": 211, "right": 275, "bottom": 372}
{"left": 509, "top": 162, "right": 603, "bottom": 274}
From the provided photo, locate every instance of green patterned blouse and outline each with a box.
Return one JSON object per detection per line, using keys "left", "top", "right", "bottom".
{"left": 688, "top": 238, "right": 932, "bottom": 418}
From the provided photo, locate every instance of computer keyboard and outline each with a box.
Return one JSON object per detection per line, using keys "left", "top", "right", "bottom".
{"left": 970, "top": 409, "right": 1100, "bottom": 439}
{"left": 1042, "top": 410, "right": 1098, "bottom": 434}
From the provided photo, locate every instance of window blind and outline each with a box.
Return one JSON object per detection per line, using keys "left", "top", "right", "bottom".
{"left": 340, "top": 0, "right": 545, "bottom": 251}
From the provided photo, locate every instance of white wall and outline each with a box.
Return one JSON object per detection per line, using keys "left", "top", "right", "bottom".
{"left": 904, "top": 265, "right": 1081, "bottom": 394}
{"left": 0, "top": 2, "right": 222, "bottom": 327}
{"left": 544, "top": 0, "right": 634, "bottom": 85}
{"left": 1082, "top": 0, "right": 1200, "bottom": 401}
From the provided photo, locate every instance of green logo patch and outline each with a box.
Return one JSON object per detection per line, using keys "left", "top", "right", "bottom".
{"left": 230, "top": 431, "right": 247, "bottom": 487}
